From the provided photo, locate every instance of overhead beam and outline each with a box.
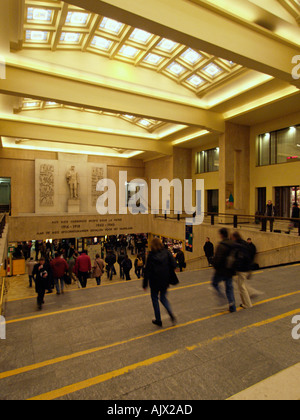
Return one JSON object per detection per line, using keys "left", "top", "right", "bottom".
{"left": 64, "top": 0, "right": 300, "bottom": 88}
{"left": 0, "top": 116, "right": 173, "bottom": 155}
{"left": 0, "top": 63, "right": 225, "bottom": 132}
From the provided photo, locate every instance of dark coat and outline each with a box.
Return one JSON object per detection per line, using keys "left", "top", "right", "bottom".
{"left": 204, "top": 241, "right": 214, "bottom": 257}
{"left": 176, "top": 250, "right": 185, "bottom": 265}
{"left": 33, "top": 262, "right": 52, "bottom": 292}
{"left": 143, "top": 249, "right": 177, "bottom": 292}
{"left": 122, "top": 258, "right": 132, "bottom": 271}
{"left": 212, "top": 239, "right": 235, "bottom": 278}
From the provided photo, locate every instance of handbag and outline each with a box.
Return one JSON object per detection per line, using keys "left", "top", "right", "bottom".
{"left": 169, "top": 270, "right": 179, "bottom": 286}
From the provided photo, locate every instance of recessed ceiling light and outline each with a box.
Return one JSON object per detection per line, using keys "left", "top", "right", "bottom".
{"left": 100, "top": 17, "right": 123, "bottom": 34}
{"left": 91, "top": 36, "right": 113, "bottom": 50}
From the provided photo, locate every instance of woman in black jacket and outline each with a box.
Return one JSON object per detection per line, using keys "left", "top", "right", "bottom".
{"left": 143, "top": 238, "right": 177, "bottom": 327}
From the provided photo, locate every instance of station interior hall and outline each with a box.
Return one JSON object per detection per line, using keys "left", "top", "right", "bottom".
{"left": 0, "top": 0, "right": 300, "bottom": 401}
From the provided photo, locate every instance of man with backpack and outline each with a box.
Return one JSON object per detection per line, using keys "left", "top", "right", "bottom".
{"left": 211, "top": 228, "right": 236, "bottom": 313}
{"left": 105, "top": 250, "right": 117, "bottom": 281}
{"left": 134, "top": 254, "right": 144, "bottom": 279}
{"left": 231, "top": 232, "right": 253, "bottom": 309}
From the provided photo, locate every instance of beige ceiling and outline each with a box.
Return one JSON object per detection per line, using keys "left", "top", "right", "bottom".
{"left": 0, "top": 0, "right": 299, "bottom": 159}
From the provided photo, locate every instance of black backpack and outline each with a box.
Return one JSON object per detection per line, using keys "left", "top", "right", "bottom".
{"left": 227, "top": 241, "right": 251, "bottom": 272}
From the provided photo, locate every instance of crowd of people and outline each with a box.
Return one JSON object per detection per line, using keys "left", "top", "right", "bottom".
{"left": 24, "top": 228, "right": 263, "bottom": 325}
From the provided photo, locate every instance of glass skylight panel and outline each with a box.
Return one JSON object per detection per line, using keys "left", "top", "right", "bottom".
{"left": 202, "top": 63, "right": 222, "bottom": 77}
{"left": 60, "top": 32, "right": 81, "bottom": 43}
{"left": 24, "top": 101, "right": 39, "bottom": 108}
{"left": 27, "top": 8, "right": 52, "bottom": 22}
{"left": 100, "top": 18, "right": 123, "bottom": 34}
{"left": 46, "top": 101, "right": 58, "bottom": 106}
{"left": 65, "top": 12, "right": 89, "bottom": 26}
{"left": 129, "top": 28, "right": 152, "bottom": 44}
{"left": 91, "top": 36, "right": 113, "bottom": 50}
{"left": 143, "top": 53, "right": 163, "bottom": 65}
{"left": 123, "top": 115, "right": 135, "bottom": 120}
{"left": 25, "top": 30, "right": 49, "bottom": 42}
{"left": 187, "top": 75, "right": 204, "bottom": 87}
{"left": 119, "top": 45, "right": 140, "bottom": 59}
{"left": 139, "top": 119, "right": 152, "bottom": 127}
{"left": 157, "top": 38, "right": 178, "bottom": 52}
{"left": 167, "top": 62, "right": 186, "bottom": 76}
{"left": 181, "top": 48, "right": 202, "bottom": 65}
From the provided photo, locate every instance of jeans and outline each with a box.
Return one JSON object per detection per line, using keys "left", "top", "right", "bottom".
{"left": 95, "top": 276, "right": 101, "bottom": 286}
{"left": 212, "top": 274, "right": 236, "bottom": 312}
{"left": 54, "top": 277, "right": 64, "bottom": 294}
{"left": 107, "top": 265, "right": 115, "bottom": 280}
{"left": 151, "top": 289, "right": 174, "bottom": 323}
{"left": 135, "top": 267, "right": 142, "bottom": 279}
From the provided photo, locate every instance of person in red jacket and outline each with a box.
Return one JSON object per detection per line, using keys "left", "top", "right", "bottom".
{"left": 74, "top": 250, "right": 92, "bottom": 288}
{"left": 50, "top": 252, "right": 69, "bottom": 295}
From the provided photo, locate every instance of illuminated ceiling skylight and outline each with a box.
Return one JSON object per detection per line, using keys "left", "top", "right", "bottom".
{"left": 129, "top": 28, "right": 152, "bottom": 44}
{"left": 22, "top": 1, "right": 244, "bottom": 95}
{"left": 65, "top": 12, "right": 89, "bottom": 26}
{"left": 143, "top": 53, "right": 163, "bottom": 66}
{"left": 167, "top": 62, "right": 187, "bottom": 76}
{"left": 187, "top": 75, "right": 204, "bottom": 87}
{"left": 18, "top": 99, "right": 165, "bottom": 132}
{"left": 118, "top": 45, "right": 140, "bottom": 59}
{"left": 27, "top": 7, "right": 52, "bottom": 22}
{"left": 99, "top": 17, "right": 124, "bottom": 34}
{"left": 91, "top": 36, "right": 113, "bottom": 50}
{"left": 25, "top": 30, "right": 49, "bottom": 42}
{"left": 60, "top": 32, "right": 81, "bottom": 43}
{"left": 156, "top": 38, "right": 179, "bottom": 52}
{"left": 202, "top": 63, "right": 223, "bottom": 77}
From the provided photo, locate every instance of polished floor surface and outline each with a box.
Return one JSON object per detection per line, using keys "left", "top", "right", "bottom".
{"left": 0, "top": 264, "right": 300, "bottom": 400}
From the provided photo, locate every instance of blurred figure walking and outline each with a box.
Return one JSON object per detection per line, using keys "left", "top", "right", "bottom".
{"left": 143, "top": 238, "right": 177, "bottom": 327}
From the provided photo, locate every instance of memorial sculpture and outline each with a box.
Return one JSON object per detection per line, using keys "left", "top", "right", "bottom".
{"left": 66, "top": 166, "right": 79, "bottom": 199}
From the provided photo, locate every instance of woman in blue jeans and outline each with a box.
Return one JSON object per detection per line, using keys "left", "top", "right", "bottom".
{"left": 143, "top": 238, "right": 177, "bottom": 327}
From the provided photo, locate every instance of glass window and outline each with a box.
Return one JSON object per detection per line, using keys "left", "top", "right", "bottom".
{"left": 257, "top": 125, "right": 300, "bottom": 166}
{"left": 196, "top": 148, "right": 219, "bottom": 174}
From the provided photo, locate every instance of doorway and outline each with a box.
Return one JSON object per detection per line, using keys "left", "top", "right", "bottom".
{"left": 207, "top": 189, "right": 219, "bottom": 214}
{"left": 0, "top": 178, "right": 11, "bottom": 214}
{"left": 257, "top": 187, "right": 266, "bottom": 215}
{"left": 275, "top": 186, "right": 300, "bottom": 217}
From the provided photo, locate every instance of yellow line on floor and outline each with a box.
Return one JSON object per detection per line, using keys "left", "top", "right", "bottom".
{"left": 5, "top": 280, "right": 210, "bottom": 324}
{"left": 1, "top": 289, "right": 299, "bottom": 381}
{"left": 28, "top": 307, "right": 300, "bottom": 400}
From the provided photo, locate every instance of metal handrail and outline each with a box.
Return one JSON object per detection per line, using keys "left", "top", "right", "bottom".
{"left": 185, "top": 241, "right": 300, "bottom": 266}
